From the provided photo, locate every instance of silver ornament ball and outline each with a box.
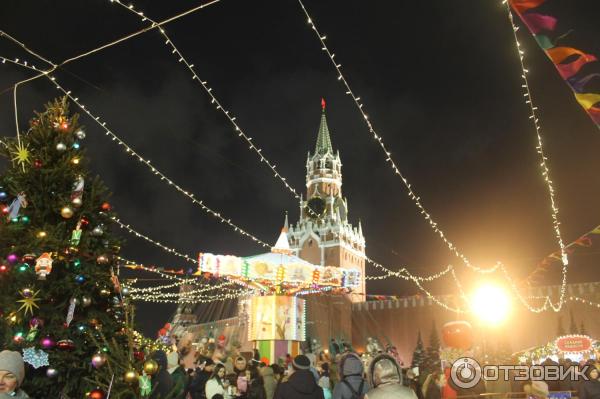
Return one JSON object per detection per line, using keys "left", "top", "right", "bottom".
{"left": 92, "top": 226, "right": 104, "bottom": 236}
{"left": 121, "top": 287, "right": 130, "bottom": 296}
{"left": 46, "top": 368, "right": 59, "bottom": 378}
{"left": 71, "top": 197, "right": 83, "bottom": 208}
{"left": 56, "top": 142, "right": 67, "bottom": 151}
{"left": 75, "top": 129, "right": 86, "bottom": 140}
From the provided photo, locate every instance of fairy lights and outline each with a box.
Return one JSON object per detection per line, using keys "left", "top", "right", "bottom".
{"left": 502, "top": 0, "right": 568, "bottom": 312}
{"left": 569, "top": 296, "right": 600, "bottom": 309}
{"left": 111, "top": 217, "right": 198, "bottom": 264}
{"left": 51, "top": 78, "right": 270, "bottom": 249}
{"left": 110, "top": 0, "right": 302, "bottom": 202}
{"left": 295, "top": 0, "right": 500, "bottom": 274}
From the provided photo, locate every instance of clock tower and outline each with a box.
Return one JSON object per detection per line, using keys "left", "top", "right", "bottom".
{"left": 288, "top": 100, "right": 366, "bottom": 301}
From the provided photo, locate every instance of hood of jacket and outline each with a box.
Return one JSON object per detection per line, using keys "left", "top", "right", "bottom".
{"left": 368, "top": 354, "right": 402, "bottom": 389}
{"left": 151, "top": 350, "right": 169, "bottom": 370}
{"left": 339, "top": 353, "right": 364, "bottom": 378}
{"left": 261, "top": 366, "right": 274, "bottom": 378}
{"left": 288, "top": 369, "right": 321, "bottom": 394}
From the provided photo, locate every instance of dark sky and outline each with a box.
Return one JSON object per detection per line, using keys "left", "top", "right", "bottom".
{"left": 1, "top": 0, "right": 600, "bottom": 335}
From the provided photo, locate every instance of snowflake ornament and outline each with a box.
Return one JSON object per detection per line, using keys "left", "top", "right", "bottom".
{"left": 22, "top": 347, "right": 50, "bottom": 369}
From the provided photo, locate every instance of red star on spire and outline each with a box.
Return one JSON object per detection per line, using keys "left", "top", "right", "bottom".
{"left": 321, "top": 98, "right": 326, "bottom": 110}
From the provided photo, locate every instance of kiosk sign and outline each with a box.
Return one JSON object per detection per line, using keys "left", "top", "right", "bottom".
{"left": 555, "top": 335, "right": 592, "bottom": 353}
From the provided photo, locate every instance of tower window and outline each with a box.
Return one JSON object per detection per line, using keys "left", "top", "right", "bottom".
{"left": 308, "top": 239, "right": 313, "bottom": 247}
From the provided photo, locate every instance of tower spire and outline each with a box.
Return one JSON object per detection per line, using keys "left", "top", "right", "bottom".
{"left": 315, "top": 98, "right": 333, "bottom": 155}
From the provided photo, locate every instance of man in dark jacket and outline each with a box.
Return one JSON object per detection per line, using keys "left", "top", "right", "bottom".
{"left": 333, "top": 352, "right": 370, "bottom": 399}
{"left": 150, "top": 350, "right": 174, "bottom": 399}
{"left": 274, "top": 355, "right": 325, "bottom": 399}
{"left": 189, "top": 357, "right": 215, "bottom": 399}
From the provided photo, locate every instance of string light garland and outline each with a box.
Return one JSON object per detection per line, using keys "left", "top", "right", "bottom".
{"left": 51, "top": 77, "right": 271, "bottom": 249}
{"left": 569, "top": 296, "right": 600, "bottom": 309}
{"left": 0, "top": 0, "right": 221, "bottom": 92}
{"left": 110, "top": 0, "right": 301, "bottom": 201}
{"left": 106, "top": 0, "right": 450, "bottom": 284}
{"left": 111, "top": 217, "right": 199, "bottom": 264}
{"left": 502, "top": 0, "right": 568, "bottom": 312}
{"left": 295, "top": 0, "right": 500, "bottom": 274}
{"left": 0, "top": 11, "right": 571, "bottom": 315}
{"left": 2, "top": 33, "right": 428, "bottom": 285}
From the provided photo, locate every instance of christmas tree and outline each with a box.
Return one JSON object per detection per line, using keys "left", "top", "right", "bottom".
{"left": 411, "top": 330, "right": 425, "bottom": 369}
{"left": 0, "top": 98, "right": 142, "bottom": 398}
{"left": 580, "top": 321, "right": 587, "bottom": 336}
{"left": 423, "top": 320, "right": 441, "bottom": 373}
{"left": 569, "top": 309, "right": 578, "bottom": 335}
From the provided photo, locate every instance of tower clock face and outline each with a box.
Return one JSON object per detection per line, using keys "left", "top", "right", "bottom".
{"left": 306, "top": 196, "right": 326, "bottom": 219}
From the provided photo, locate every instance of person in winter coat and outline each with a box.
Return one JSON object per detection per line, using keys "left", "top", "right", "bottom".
{"left": 206, "top": 364, "right": 229, "bottom": 399}
{"left": 171, "top": 354, "right": 192, "bottom": 399}
{"left": 422, "top": 371, "right": 444, "bottom": 399}
{"left": 333, "top": 352, "right": 369, "bottom": 399}
{"left": 274, "top": 355, "right": 325, "bottom": 399}
{"left": 150, "top": 350, "right": 174, "bottom": 399}
{"left": 190, "top": 357, "right": 216, "bottom": 399}
{"left": 365, "top": 354, "right": 417, "bottom": 399}
{"left": 246, "top": 367, "right": 267, "bottom": 399}
{"left": 261, "top": 365, "right": 278, "bottom": 399}
{"left": 318, "top": 363, "right": 332, "bottom": 399}
{"left": 578, "top": 366, "right": 600, "bottom": 399}
{"left": 0, "top": 350, "right": 29, "bottom": 399}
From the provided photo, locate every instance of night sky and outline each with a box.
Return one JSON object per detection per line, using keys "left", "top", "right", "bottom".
{"left": 1, "top": 0, "right": 600, "bottom": 336}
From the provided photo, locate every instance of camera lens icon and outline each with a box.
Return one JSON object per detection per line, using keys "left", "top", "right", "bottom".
{"left": 451, "top": 357, "right": 482, "bottom": 389}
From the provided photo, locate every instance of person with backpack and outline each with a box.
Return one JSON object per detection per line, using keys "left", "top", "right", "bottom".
{"left": 333, "top": 352, "right": 369, "bottom": 399}
{"left": 365, "top": 354, "right": 416, "bottom": 399}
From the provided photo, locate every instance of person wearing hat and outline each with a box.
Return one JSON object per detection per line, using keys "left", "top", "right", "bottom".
{"left": 274, "top": 355, "right": 325, "bottom": 399}
{"left": 0, "top": 350, "right": 29, "bottom": 398}
{"left": 524, "top": 380, "right": 549, "bottom": 399}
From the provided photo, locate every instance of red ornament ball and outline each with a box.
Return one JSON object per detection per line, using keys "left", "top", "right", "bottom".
{"left": 33, "top": 159, "right": 42, "bottom": 169}
{"left": 88, "top": 389, "right": 106, "bottom": 399}
{"left": 133, "top": 351, "right": 145, "bottom": 361}
{"left": 100, "top": 202, "right": 111, "bottom": 212}
{"left": 442, "top": 321, "right": 473, "bottom": 350}
{"left": 80, "top": 217, "right": 90, "bottom": 227}
{"left": 57, "top": 339, "right": 75, "bottom": 350}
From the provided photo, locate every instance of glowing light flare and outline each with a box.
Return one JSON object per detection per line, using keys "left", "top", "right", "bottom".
{"left": 470, "top": 284, "right": 511, "bottom": 325}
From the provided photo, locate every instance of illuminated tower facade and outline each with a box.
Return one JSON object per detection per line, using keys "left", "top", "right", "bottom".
{"left": 288, "top": 100, "right": 366, "bottom": 301}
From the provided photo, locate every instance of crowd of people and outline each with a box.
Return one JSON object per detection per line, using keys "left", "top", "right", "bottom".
{"left": 165, "top": 349, "right": 416, "bottom": 399}
{"left": 4, "top": 346, "right": 600, "bottom": 398}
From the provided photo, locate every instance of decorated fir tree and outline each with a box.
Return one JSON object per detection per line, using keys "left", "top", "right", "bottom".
{"left": 569, "top": 309, "right": 578, "bottom": 335}
{"left": 0, "top": 98, "right": 143, "bottom": 398}
{"left": 411, "top": 330, "right": 425, "bottom": 369}
{"left": 424, "top": 320, "right": 441, "bottom": 373}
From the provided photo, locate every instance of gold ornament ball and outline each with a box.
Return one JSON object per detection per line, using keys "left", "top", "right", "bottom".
{"left": 123, "top": 369, "right": 139, "bottom": 384}
{"left": 99, "top": 289, "right": 111, "bottom": 297}
{"left": 71, "top": 197, "right": 82, "bottom": 208}
{"left": 143, "top": 359, "right": 160, "bottom": 375}
{"left": 60, "top": 206, "right": 74, "bottom": 219}
{"left": 82, "top": 296, "right": 92, "bottom": 307}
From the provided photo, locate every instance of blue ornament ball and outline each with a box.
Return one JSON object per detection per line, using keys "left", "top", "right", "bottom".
{"left": 75, "top": 275, "right": 86, "bottom": 284}
{"left": 0, "top": 191, "right": 7, "bottom": 200}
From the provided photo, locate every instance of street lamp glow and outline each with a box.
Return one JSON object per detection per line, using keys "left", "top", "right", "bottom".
{"left": 471, "top": 284, "right": 511, "bottom": 326}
